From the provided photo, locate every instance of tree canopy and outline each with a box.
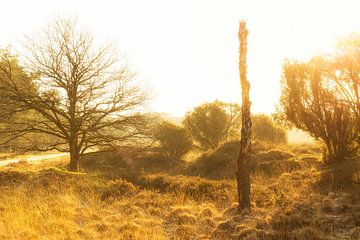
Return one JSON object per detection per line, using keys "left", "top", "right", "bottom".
{"left": 0, "top": 18, "right": 148, "bottom": 171}
{"left": 278, "top": 37, "right": 360, "bottom": 163}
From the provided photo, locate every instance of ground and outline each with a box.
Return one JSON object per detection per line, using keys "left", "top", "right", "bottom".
{"left": 1, "top": 141, "right": 360, "bottom": 240}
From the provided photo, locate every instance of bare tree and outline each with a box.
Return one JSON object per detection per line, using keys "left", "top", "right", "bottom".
{"left": 237, "top": 21, "right": 252, "bottom": 211}
{"left": 0, "top": 18, "right": 148, "bottom": 171}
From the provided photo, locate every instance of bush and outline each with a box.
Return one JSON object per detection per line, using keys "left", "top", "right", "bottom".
{"left": 183, "top": 101, "right": 241, "bottom": 150}
{"left": 278, "top": 53, "right": 359, "bottom": 163}
{"left": 153, "top": 121, "right": 192, "bottom": 160}
{"left": 252, "top": 114, "right": 287, "bottom": 144}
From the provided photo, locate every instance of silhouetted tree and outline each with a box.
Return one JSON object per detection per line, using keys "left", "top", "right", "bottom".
{"left": 279, "top": 57, "right": 357, "bottom": 163}
{"left": 153, "top": 121, "right": 192, "bottom": 160}
{"left": 237, "top": 21, "right": 252, "bottom": 211}
{"left": 0, "top": 18, "right": 148, "bottom": 171}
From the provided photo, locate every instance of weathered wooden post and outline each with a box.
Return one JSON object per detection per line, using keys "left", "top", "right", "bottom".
{"left": 237, "top": 20, "right": 252, "bottom": 211}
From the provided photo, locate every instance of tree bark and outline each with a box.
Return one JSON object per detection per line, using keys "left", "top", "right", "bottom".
{"left": 324, "top": 141, "right": 345, "bottom": 164}
{"left": 237, "top": 21, "right": 252, "bottom": 211}
{"left": 69, "top": 137, "right": 79, "bottom": 172}
{"left": 69, "top": 150, "right": 79, "bottom": 172}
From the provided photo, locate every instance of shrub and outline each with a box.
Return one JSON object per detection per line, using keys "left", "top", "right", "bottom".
{"left": 278, "top": 53, "right": 359, "bottom": 163}
{"left": 153, "top": 121, "right": 192, "bottom": 160}
{"left": 252, "top": 114, "right": 287, "bottom": 144}
{"left": 183, "top": 101, "right": 241, "bottom": 150}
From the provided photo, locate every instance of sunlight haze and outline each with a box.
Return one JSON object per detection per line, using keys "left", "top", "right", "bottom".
{"left": 2, "top": 1, "right": 360, "bottom": 237}
{"left": 1, "top": 0, "right": 360, "bottom": 115}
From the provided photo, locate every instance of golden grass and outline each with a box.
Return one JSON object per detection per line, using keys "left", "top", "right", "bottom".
{"left": 1, "top": 143, "right": 360, "bottom": 239}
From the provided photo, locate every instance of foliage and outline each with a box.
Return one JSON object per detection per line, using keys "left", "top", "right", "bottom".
{"left": 278, "top": 35, "right": 360, "bottom": 163}
{"left": 153, "top": 121, "right": 192, "bottom": 160}
{"left": 252, "top": 114, "right": 287, "bottom": 144}
{"left": 0, "top": 18, "right": 148, "bottom": 171}
{"left": 183, "top": 100, "right": 241, "bottom": 150}
{"left": 0, "top": 50, "right": 60, "bottom": 151}
{"left": 278, "top": 54, "right": 358, "bottom": 163}
{"left": 333, "top": 34, "right": 360, "bottom": 124}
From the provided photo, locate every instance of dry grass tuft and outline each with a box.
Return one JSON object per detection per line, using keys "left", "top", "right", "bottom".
{"left": 0, "top": 170, "right": 31, "bottom": 186}
{"left": 101, "top": 179, "right": 138, "bottom": 201}
{"left": 138, "top": 174, "right": 236, "bottom": 207}
{"left": 255, "top": 149, "right": 295, "bottom": 161}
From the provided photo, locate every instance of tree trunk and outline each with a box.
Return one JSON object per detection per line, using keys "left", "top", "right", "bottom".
{"left": 69, "top": 137, "right": 79, "bottom": 172}
{"left": 325, "top": 142, "right": 345, "bottom": 164}
{"left": 69, "top": 150, "right": 79, "bottom": 172}
{"left": 237, "top": 21, "right": 252, "bottom": 211}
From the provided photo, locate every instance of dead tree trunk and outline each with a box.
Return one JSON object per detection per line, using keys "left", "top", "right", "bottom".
{"left": 237, "top": 21, "right": 252, "bottom": 211}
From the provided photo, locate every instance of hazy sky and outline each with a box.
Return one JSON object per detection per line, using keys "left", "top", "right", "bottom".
{"left": 1, "top": 0, "right": 360, "bottom": 116}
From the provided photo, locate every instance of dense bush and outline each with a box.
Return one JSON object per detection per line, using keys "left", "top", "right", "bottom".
{"left": 252, "top": 114, "right": 287, "bottom": 144}
{"left": 183, "top": 101, "right": 241, "bottom": 150}
{"left": 278, "top": 36, "right": 360, "bottom": 163}
{"left": 153, "top": 121, "right": 192, "bottom": 160}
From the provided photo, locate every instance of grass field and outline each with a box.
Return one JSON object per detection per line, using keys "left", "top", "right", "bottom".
{"left": 1, "top": 141, "right": 360, "bottom": 240}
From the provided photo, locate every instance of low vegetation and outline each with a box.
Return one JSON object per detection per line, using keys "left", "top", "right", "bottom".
{"left": 1, "top": 141, "right": 360, "bottom": 239}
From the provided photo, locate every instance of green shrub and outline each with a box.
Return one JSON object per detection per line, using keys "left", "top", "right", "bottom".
{"left": 183, "top": 101, "right": 241, "bottom": 150}
{"left": 153, "top": 121, "right": 192, "bottom": 160}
